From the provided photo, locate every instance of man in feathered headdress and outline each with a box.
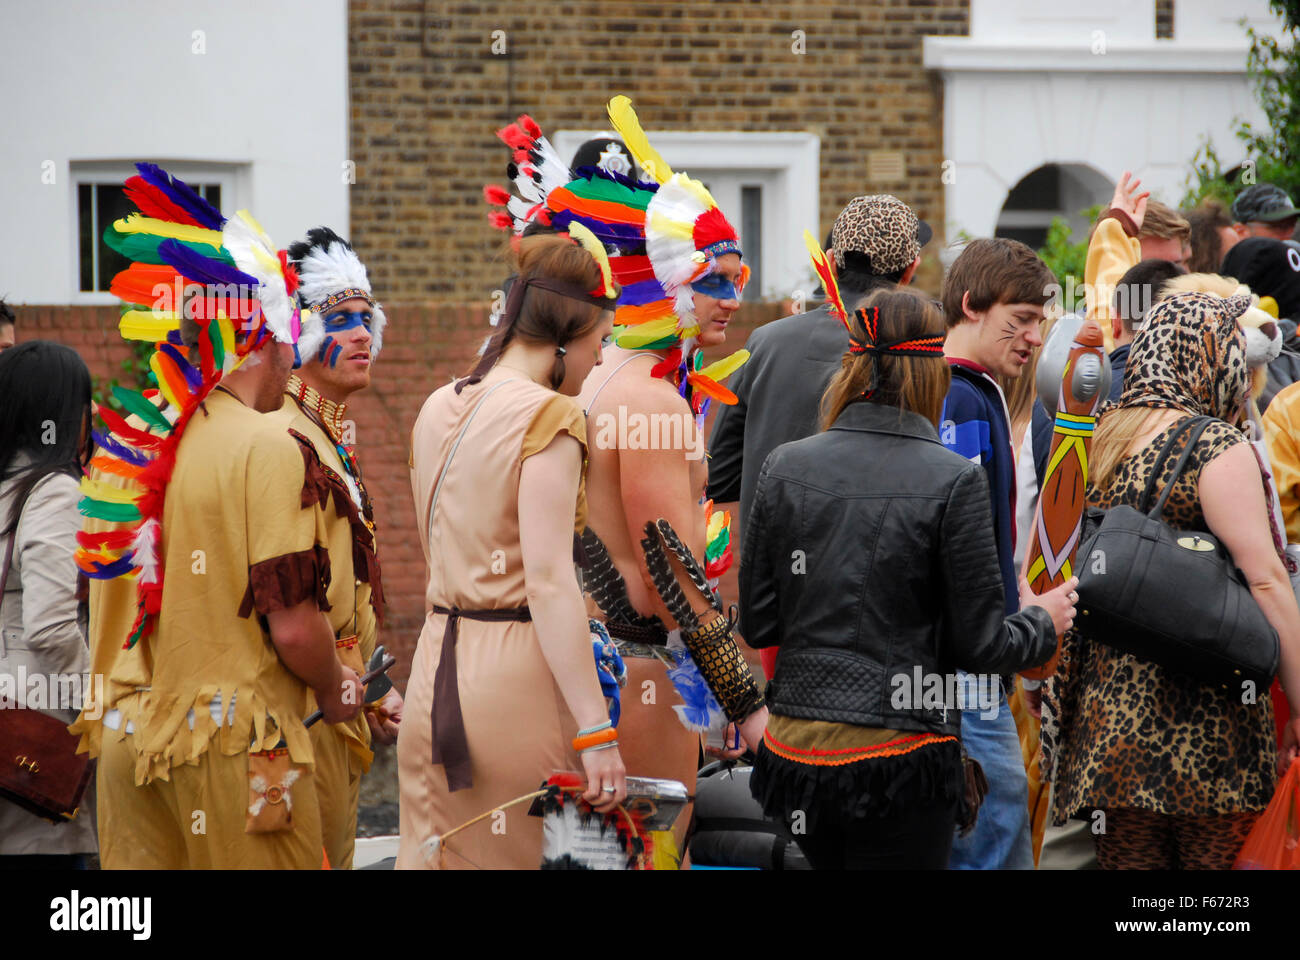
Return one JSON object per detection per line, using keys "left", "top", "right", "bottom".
{"left": 72, "top": 164, "right": 361, "bottom": 869}
{"left": 486, "top": 99, "right": 768, "bottom": 863}
{"left": 271, "top": 226, "right": 402, "bottom": 869}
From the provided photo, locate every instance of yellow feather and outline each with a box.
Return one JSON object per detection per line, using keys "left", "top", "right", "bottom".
{"left": 606, "top": 95, "right": 674, "bottom": 184}
{"left": 149, "top": 353, "right": 182, "bottom": 410}
{"left": 679, "top": 175, "right": 715, "bottom": 210}
{"left": 706, "top": 510, "right": 725, "bottom": 541}
{"left": 565, "top": 221, "right": 615, "bottom": 297}
{"left": 79, "top": 477, "right": 142, "bottom": 505}
{"left": 615, "top": 316, "right": 681, "bottom": 348}
{"left": 112, "top": 214, "right": 225, "bottom": 248}
{"left": 648, "top": 211, "right": 696, "bottom": 241}
{"left": 697, "top": 349, "right": 750, "bottom": 383}
{"left": 119, "top": 310, "right": 179, "bottom": 342}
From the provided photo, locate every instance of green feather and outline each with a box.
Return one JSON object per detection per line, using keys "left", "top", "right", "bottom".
{"left": 112, "top": 387, "right": 172, "bottom": 433}
{"left": 103, "top": 225, "right": 236, "bottom": 267}
{"left": 78, "top": 498, "right": 141, "bottom": 523}
{"left": 566, "top": 176, "right": 652, "bottom": 210}
{"left": 206, "top": 318, "right": 225, "bottom": 371}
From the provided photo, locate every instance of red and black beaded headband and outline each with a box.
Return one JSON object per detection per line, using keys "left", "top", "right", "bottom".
{"left": 311, "top": 287, "right": 375, "bottom": 314}
{"left": 848, "top": 305, "right": 946, "bottom": 393}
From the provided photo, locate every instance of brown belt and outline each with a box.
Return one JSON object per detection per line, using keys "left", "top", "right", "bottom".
{"left": 429, "top": 603, "right": 531, "bottom": 792}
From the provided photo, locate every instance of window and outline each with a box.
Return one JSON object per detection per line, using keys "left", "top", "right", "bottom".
{"left": 78, "top": 181, "right": 221, "bottom": 292}
{"left": 551, "top": 130, "right": 819, "bottom": 302}
{"left": 995, "top": 163, "right": 1113, "bottom": 251}
{"left": 70, "top": 161, "right": 243, "bottom": 301}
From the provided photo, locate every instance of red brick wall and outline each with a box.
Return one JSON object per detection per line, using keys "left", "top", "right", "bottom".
{"left": 349, "top": 0, "right": 970, "bottom": 302}
{"left": 23, "top": 300, "right": 786, "bottom": 683}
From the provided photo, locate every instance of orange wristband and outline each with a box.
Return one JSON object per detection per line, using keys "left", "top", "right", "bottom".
{"left": 571, "top": 727, "right": 618, "bottom": 753}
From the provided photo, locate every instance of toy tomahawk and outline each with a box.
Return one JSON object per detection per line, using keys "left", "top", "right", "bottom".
{"left": 1011, "top": 315, "right": 1110, "bottom": 865}
{"left": 304, "top": 645, "right": 398, "bottom": 728}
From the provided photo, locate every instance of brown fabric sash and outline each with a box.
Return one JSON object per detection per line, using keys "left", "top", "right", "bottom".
{"left": 429, "top": 603, "right": 532, "bottom": 792}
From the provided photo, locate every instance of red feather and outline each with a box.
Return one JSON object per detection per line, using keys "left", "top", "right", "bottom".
{"left": 691, "top": 208, "right": 739, "bottom": 252}
{"left": 488, "top": 211, "right": 513, "bottom": 230}
{"left": 198, "top": 325, "right": 216, "bottom": 379}
{"left": 809, "top": 246, "right": 851, "bottom": 334}
{"left": 77, "top": 530, "right": 138, "bottom": 550}
{"left": 497, "top": 122, "right": 532, "bottom": 150}
{"left": 651, "top": 347, "right": 682, "bottom": 379}
{"left": 97, "top": 407, "right": 163, "bottom": 449}
{"left": 519, "top": 115, "right": 543, "bottom": 139}
{"left": 483, "top": 184, "right": 512, "bottom": 206}
{"left": 123, "top": 176, "right": 202, "bottom": 226}
{"left": 279, "top": 251, "right": 300, "bottom": 296}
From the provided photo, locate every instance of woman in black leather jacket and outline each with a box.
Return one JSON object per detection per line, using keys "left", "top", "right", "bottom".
{"left": 739, "top": 288, "right": 1077, "bottom": 869}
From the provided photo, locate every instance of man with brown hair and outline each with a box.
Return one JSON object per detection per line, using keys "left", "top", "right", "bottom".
{"left": 940, "top": 236, "right": 1057, "bottom": 870}
{"left": 1137, "top": 200, "right": 1191, "bottom": 268}
{"left": 1186, "top": 199, "right": 1239, "bottom": 273}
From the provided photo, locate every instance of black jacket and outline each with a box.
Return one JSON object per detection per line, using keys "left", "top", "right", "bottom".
{"left": 707, "top": 303, "right": 845, "bottom": 517}
{"left": 738, "top": 401, "right": 1056, "bottom": 736}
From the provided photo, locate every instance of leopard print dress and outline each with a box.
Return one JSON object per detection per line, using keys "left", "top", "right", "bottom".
{"left": 1042, "top": 416, "right": 1278, "bottom": 825}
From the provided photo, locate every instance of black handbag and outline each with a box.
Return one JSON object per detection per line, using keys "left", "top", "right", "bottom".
{"left": 1074, "top": 415, "right": 1280, "bottom": 690}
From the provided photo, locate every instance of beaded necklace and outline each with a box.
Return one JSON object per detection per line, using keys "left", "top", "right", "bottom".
{"left": 286, "top": 374, "right": 373, "bottom": 525}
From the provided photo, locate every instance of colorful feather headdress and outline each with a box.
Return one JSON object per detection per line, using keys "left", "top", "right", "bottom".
{"left": 484, "top": 99, "right": 750, "bottom": 425}
{"left": 75, "top": 161, "right": 303, "bottom": 650}
{"left": 289, "top": 226, "right": 388, "bottom": 362}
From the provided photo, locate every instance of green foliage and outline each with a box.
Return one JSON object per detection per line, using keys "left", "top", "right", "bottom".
{"left": 1036, "top": 206, "right": 1102, "bottom": 314}
{"left": 1182, "top": 1, "right": 1300, "bottom": 207}
{"left": 91, "top": 339, "right": 155, "bottom": 414}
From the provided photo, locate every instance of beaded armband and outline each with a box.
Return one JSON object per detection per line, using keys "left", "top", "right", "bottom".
{"left": 680, "top": 608, "right": 765, "bottom": 724}
{"left": 639, "top": 517, "right": 765, "bottom": 725}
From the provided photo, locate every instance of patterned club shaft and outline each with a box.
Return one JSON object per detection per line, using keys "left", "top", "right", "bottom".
{"left": 1020, "top": 319, "right": 1107, "bottom": 681}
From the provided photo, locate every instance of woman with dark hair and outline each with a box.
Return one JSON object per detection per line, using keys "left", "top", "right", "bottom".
{"left": 739, "top": 288, "right": 1077, "bottom": 869}
{"left": 397, "top": 233, "right": 626, "bottom": 869}
{"left": 0, "top": 340, "right": 97, "bottom": 867}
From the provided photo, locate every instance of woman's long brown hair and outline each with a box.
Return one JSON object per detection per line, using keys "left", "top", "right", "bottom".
{"left": 819, "top": 288, "right": 951, "bottom": 431}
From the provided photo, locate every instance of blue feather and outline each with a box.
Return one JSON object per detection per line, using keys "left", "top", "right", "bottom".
{"left": 134, "top": 162, "right": 225, "bottom": 231}
{"left": 157, "top": 239, "right": 257, "bottom": 289}
{"left": 666, "top": 649, "right": 725, "bottom": 732}
{"left": 83, "top": 554, "right": 137, "bottom": 579}
{"left": 158, "top": 342, "right": 203, "bottom": 392}
{"left": 92, "top": 430, "right": 151, "bottom": 467}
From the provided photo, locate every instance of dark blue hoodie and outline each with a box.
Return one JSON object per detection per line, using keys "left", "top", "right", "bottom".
{"left": 940, "top": 360, "right": 1018, "bottom": 616}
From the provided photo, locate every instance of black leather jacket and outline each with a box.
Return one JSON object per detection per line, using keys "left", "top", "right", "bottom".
{"left": 738, "top": 401, "right": 1056, "bottom": 736}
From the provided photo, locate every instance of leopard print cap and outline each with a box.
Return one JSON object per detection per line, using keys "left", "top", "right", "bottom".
{"left": 830, "top": 195, "right": 920, "bottom": 274}
{"left": 1114, "top": 291, "right": 1252, "bottom": 422}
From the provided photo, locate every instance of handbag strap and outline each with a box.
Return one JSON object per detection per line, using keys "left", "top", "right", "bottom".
{"left": 0, "top": 526, "right": 13, "bottom": 594}
{"left": 424, "top": 378, "right": 518, "bottom": 550}
{"left": 1140, "top": 415, "right": 1214, "bottom": 520}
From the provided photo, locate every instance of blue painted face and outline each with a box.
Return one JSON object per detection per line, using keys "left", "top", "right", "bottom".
{"left": 318, "top": 309, "right": 372, "bottom": 368}
{"left": 690, "top": 272, "right": 741, "bottom": 302}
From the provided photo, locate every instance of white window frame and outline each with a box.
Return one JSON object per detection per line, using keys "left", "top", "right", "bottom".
{"left": 551, "top": 129, "right": 820, "bottom": 301}
{"left": 69, "top": 160, "right": 247, "bottom": 305}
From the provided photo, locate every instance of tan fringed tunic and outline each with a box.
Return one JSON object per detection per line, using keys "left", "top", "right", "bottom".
{"left": 397, "top": 367, "right": 588, "bottom": 869}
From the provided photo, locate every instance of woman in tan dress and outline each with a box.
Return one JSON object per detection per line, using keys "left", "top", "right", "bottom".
{"left": 397, "top": 235, "right": 626, "bottom": 869}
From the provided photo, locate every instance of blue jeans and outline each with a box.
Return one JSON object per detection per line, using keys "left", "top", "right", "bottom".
{"left": 948, "top": 684, "right": 1034, "bottom": 870}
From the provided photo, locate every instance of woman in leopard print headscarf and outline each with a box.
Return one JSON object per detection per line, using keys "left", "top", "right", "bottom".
{"left": 1042, "top": 291, "right": 1300, "bottom": 870}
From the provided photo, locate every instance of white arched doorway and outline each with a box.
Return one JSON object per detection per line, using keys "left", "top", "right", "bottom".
{"left": 995, "top": 163, "right": 1115, "bottom": 250}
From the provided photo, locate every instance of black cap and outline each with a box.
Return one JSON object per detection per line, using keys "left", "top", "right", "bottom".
{"left": 1222, "top": 237, "right": 1300, "bottom": 319}
{"left": 1231, "top": 184, "right": 1300, "bottom": 224}
{"left": 570, "top": 138, "right": 640, "bottom": 182}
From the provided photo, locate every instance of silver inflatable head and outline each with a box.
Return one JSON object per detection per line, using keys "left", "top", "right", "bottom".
{"left": 1036, "top": 313, "right": 1112, "bottom": 417}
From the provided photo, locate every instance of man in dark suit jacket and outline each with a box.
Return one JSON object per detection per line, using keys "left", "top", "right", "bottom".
{"left": 707, "top": 196, "right": 931, "bottom": 675}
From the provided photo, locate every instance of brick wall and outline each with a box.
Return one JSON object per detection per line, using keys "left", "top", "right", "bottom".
{"left": 23, "top": 300, "right": 787, "bottom": 684}
{"left": 349, "top": 0, "right": 970, "bottom": 302}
